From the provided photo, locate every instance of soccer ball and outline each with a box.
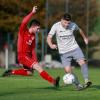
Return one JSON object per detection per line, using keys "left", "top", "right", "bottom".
{"left": 63, "top": 73, "right": 75, "bottom": 85}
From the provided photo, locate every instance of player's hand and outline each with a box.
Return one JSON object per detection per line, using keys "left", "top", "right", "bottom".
{"left": 32, "top": 6, "right": 37, "bottom": 14}
{"left": 84, "top": 38, "right": 88, "bottom": 45}
{"left": 50, "top": 44, "right": 57, "bottom": 49}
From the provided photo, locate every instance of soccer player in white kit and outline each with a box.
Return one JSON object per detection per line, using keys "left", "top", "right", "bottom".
{"left": 47, "top": 13, "right": 92, "bottom": 90}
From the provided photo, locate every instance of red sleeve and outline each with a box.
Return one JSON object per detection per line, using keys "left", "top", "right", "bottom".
{"left": 19, "top": 12, "right": 34, "bottom": 34}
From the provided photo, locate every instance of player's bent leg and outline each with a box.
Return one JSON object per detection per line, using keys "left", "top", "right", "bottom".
{"left": 78, "top": 59, "right": 92, "bottom": 88}
{"left": 2, "top": 68, "right": 33, "bottom": 77}
{"left": 64, "top": 66, "right": 84, "bottom": 90}
{"left": 33, "top": 63, "right": 60, "bottom": 87}
{"left": 12, "top": 69, "right": 32, "bottom": 76}
{"left": 18, "top": 55, "right": 60, "bottom": 87}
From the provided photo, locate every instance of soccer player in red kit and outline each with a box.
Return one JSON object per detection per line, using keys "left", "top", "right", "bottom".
{"left": 2, "top": 6, "right": 60, "bottom": 87}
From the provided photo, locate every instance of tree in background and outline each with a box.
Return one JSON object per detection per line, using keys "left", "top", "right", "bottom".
{"left": 0, "top": 0, "right": 45, "bottom": 49}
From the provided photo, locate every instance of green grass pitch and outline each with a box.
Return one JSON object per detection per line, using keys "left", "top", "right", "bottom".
{"left": 0, "top": 67, "right": 100, "bottom": 100}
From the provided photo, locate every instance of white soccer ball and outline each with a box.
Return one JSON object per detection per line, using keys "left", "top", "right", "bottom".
{"left": 63, "top": 73, "right": 75, "bottom": 85}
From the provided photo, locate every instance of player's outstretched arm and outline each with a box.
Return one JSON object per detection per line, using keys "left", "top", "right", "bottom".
{"left": 20, "top": 6, "right": 37, "bottom": 31}
{"left": 79, "top": 28, "right": 88, "bottom": 45}
{"left": 32, "top": 6, "right": 37, "bottom": 14}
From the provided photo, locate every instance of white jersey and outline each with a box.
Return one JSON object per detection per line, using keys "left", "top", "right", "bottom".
{"left": 49, "top": 21, "right": 79, "bottom": 54}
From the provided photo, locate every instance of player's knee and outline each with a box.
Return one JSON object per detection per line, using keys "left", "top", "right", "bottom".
{"left": 64, "top": 66, "right": 72, "bottom": 73}
{"left": 78, "top": 59, "right": 86, "bottom": 66}
{"left": 33, "top": 63, "right": 43, "bottom": 73}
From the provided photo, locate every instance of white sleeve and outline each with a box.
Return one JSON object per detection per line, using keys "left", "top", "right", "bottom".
{"left": 49, "top": 24, "right": 56, "bottom": 36}
{"left": 75, "top": 23, "right": 80, "bottom": 31}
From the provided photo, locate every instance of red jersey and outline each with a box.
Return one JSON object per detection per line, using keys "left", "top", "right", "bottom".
{"left": 17, "top": 12, "right": 38, "bottom": 67}
{"left": 17, "top": 12, "right": 35, "bottom": 55}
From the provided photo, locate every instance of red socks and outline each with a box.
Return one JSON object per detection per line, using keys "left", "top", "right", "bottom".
{"left": 11, "top": 69, "right": 55, "bottom": 84}
{"left": 40, "top": 70, "right": 55, "bottom": 84}
{"left": 11, "top": 69, "right": 29, "bottom": 76}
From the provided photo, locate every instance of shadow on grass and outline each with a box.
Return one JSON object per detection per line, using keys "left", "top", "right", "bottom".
{"left": 1, "top": 84, "right": 97, "bottom": 97}
{"left": 0, "top": 86, "right": 62, "bottom": 97}
{"left": 32, "top": 85, "right": 68, "bottom": 92}
{"left": 91, "top": 85, "right": 100, "bottom": 89}
{"left": 0, "top": 92, "right": 16, "bottom": 97}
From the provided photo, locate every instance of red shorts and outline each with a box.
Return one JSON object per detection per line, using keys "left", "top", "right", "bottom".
{"left": 18, "top": 51, "right": 38, "bottom": 68}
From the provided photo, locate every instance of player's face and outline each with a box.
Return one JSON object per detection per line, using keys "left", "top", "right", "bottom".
{"left": 61, "top": 19, "right": 71, "bottom": 28}
{"left": 31, "top": 25, "right": 40, "bottom": 33}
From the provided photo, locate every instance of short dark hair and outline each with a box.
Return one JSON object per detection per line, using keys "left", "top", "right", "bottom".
{"left": 62, "top": 13, "right": 72, "bottom": 21}
{"left": 29, "top": 19, "right": 40, "bottom": 27}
